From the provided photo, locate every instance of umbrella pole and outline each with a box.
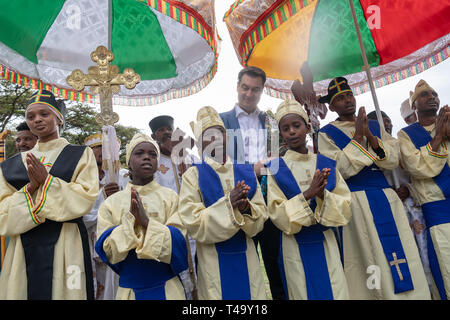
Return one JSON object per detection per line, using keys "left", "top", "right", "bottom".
{"left": 348, "top": 0, "right": 385, "bottom": 132}
{"left": 348, "top": 0, "right": 400, "bottom": 188}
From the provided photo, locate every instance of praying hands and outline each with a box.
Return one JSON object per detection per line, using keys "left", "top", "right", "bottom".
{"left": 130, "top": 187, "right": 149, "bottom": 229}
{"left": 230, "top": 180, "right": 251, "bottom": 213}
{"left": 26, "top": 152, "right": 48, "bottom": 194}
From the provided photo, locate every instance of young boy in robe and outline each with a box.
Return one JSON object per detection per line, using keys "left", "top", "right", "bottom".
{"left": 95, "top": 133, "right": 188, "bottom": 300}
{"left": 265, "top": 100, "right": 351, "bottom": 300}
{"left": 178, "top": 106, "right": 268, "bottom": 300}
{"left": 317, "top": 77, "right": 430, "bottom": 300}
{"left": 397, "top": 80, "right": 450, "bottom": 299}
{"left": 0, "top": 90, "right": 99, "bottom": 299}
{"left": 367, "top": 110, "right": 433, "bottom": 296}
{"left": 83, "top": 132, "right": 129, "bottom": 300}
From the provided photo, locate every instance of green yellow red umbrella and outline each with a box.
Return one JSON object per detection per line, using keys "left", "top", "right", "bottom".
{"left": 224, "top": 0, "right": 450, "bottom": 99}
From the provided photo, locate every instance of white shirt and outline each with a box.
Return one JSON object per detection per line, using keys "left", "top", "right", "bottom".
{"left": 83, "top": 168, "right": 130, "bottom": 230}
{"left": 155, "top": 154, "right": 183, "bottom": 194}
{"left": 234, "top": 104, "right": 267, "bottom": 163}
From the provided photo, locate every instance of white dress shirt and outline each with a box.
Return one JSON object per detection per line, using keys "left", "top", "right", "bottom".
{"left": 234, "top": 104, "right": 267, "bottom": 164}
{"left": 155, "top": 154, "right": 183, "bottom": 193}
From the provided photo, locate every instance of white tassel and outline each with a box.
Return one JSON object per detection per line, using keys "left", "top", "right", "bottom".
{"left": 102, "top": 125, "right": 120, "bottom": 184}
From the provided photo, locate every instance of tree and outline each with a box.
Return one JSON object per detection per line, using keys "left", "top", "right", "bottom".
{"left": 115, "top": 124, "right": 141, "bottom": 166}
{"left": 61, "top": 102, "right": 141, "bottom": 166}
{"left": 0, "top": 79, "right": 33, "bottom": 132}
{"left": 1, "top": 79, "right": 34, "bottom": 157}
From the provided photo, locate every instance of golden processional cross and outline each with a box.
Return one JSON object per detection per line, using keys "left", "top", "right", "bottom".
{"left": 66, "top": 45, "right": 140, "bottom": 126}
{"left": 66, "top": 46, "right": 140, "bottom": 183}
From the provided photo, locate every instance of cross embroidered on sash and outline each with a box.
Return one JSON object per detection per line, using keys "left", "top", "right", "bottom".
{"left": 224, "top": 179, "right": 233, "bottom": 194}
{"left": 389, "top": 252, "right": 407, "bottom": 281}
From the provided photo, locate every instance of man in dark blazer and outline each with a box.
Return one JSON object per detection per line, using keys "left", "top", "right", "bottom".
{"left": 219, "top": 66, "right": 286, "bottom": 300}
{"left": 219, "top": 66, "right": 267, "bottom": 165}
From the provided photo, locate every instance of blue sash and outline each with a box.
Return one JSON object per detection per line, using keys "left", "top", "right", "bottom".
{"left": 265, "top": 154, "right": 336, "bottom": 300}
{"left": 192, "top": 161, "right": 257, "bottom": 300}
{"left": 422, "top": 199, "right": 450, "bottom": 300}
{"left": 402, "top": 122, "right": 450, "bottom": 199}
{"left": 402, "top": 122, "right": 450, "bottom": 300}
{"left": 95, "top": 224, "right": 188, "bottom": 300}
{"left": 320, "top": 122, "right": 414, "bottom": 294}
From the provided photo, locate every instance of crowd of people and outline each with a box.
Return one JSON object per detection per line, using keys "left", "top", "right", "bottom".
{"left": 0, "top": 66, "right": 448, "bottom": 300}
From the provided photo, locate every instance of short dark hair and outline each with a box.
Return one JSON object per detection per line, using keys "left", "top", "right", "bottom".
{"left": 367, "top": 110, "right": 389, "bottom": 120}
{"left": 238, "top": 66, "right": 266, "bottom": 86}
{"left": 16, "top": 121, "right": 30, "bottom": 132}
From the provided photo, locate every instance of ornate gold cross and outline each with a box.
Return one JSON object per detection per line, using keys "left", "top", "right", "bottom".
{"left": 66, "top": 46, "right": 140, "bottom": 126}
{"left": 389, "top": 252, "right": 407, "bottom": 281}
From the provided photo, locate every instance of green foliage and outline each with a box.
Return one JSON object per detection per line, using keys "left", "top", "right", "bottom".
{"left": 115, "top": 124, "right": 141, "bottom": 166}
{"left": 0, "top": 79, "right": 33, "bottom": 132}
{"left": 0, "top": 79, "right": 33, "bottom": 158}
{"left": 60, "top": 102, "right": 141, "bottom": 165}
{"left": 61, "top": 101, "right": 102, "bottom": 145}
{"left": 4, "top": 135, "right": 16, "bottom": 158}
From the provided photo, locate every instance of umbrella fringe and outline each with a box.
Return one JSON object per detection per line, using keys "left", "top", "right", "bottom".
{"left": 223, "top": 0, "right": 243, "bottom": 20}
{"left": 0, "top": 60, "right": 219, "bottom": 107}
{"left": 0, "top": 64, "right": 95, "bottom": 103}
{"left": 263, "top": 46, "right": 449, "bottom": 99}
{"left": 353, "top": 46, "right": 449, "bottom": 95}
{"left": 110, "top": 60, "right": 218, "bottom": 107}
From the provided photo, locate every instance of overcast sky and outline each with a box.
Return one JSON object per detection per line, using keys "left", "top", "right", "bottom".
{"left": 110, "top": 1, "right": 450, "bottom": 139}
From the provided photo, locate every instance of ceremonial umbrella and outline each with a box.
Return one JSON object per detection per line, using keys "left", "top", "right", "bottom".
{"left": 224, "top": 0, "right": 449, "bottom": 107}
{"left": 0, "top": 0, "right": 219, "bottom": 107}
{"left": 224, "top": 0, "right": 449, "bottom": 164}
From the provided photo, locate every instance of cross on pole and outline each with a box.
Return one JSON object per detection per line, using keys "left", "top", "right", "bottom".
{"left": 66, "top": 45, "right": 140, "bottom": 126}
{"left": 66, "top": 46, "right": 140, "bottom": 183}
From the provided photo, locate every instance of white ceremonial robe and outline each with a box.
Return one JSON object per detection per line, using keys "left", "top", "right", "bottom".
{"left": 97, "top": 180, "right": 186, "bottom": 300}
{"left": 266, "top": 150, "right": 352, "bottom": 300}
{"left": 0, "top": 138, "right": 99, "bottom": 299}
{"left": 318, "top": 120, "right": 430, "bottom": 300}
{"left": 398, "top": 123, "right": 450, "bottom": 299}
{"left": 178, "top": 156, "right": 268, "bottom": 300}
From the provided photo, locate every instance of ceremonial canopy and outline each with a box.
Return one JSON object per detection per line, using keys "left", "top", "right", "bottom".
{"left": 0, "top": 0, "right": 219, "bottom": 106}
{"left": 224, "top": 0, "right": 450, "bottom": 99}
